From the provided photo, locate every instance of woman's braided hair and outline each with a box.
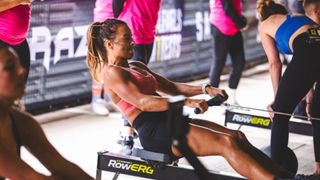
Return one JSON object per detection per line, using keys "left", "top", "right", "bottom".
{"left": 86, "top": 18, "right": 127, "bottom": 81}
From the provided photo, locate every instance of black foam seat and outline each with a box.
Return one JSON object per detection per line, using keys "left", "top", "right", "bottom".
{"left": 132, "top": 148, "right": 179, "bottom": 165}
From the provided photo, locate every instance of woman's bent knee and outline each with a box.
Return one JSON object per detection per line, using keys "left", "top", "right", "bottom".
{"left": 233, "top": 130, "right": 247, "bottom": 142}
{"left": 219, "top": 135, "right": 239, "bottom": 155}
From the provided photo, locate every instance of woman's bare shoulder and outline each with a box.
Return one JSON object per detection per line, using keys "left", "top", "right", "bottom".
{"left": 103, "top": 65, "right": 131, "bottom": 82}
{"left": 260, "top": 15, "right": 285, "bottom": 37}
{"left": 104, "top": 65, "right": 127, "bottom": 74}
{"left": 9, "top": 108, "right": 41, "bottom": 137}
{"left": 10, "top": 108, "right": 34, "bottom": 123}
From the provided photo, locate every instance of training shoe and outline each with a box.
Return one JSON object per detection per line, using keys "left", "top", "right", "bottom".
{"left": 119, "top": 136, "right": 134, "bottom": 155}
{"left": 91, "top": 99, "right": 109, "bottom": 116}
{"left": 118, "top": 130, "right": 138, "bottom": 141}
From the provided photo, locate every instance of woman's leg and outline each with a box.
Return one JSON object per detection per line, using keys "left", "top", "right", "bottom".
{"left": 190, "top": 119, "right": 293, "bottom": 178}
{"left": 209, "top": 25, "right": 229, "bottom": 87}
{"left": 229, "top": 32, "right": 245, "bottom": 89}
{"left": 271, "top": 51, "right": 315, "bottom": 167}
{"left": 171, "top": 124, "right": 274, "bottom": 180}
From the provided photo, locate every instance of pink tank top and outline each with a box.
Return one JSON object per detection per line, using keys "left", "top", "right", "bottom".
{"left": 118, "top": 0, "right": 161, "bottom": 44}
{"left": 94, "top": 0, "right": 114, "bottom": 22}
{"left": 209, "top": 0, "right": 242, "bottom": 36}
{"left": 0, "top": 5, "right": 30, "bottom": 45}
{"left": 116, "top": 68, "right": 157, "bottom": 114}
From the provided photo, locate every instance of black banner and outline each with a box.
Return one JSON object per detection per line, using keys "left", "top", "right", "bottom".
{"left": 25, "top": 0, "right": 94, "bottom": 112}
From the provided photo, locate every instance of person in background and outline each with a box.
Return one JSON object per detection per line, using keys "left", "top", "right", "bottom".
{"left": 257, "top": 0, "right": 320, "bottom": 175}
{"left": 113, "top": 0, "right": 160, "bottom": 65}
{"left": 289, "top": 0, "right": 305, "bottom": 13}
{"left": 302, "top": 0, "right": 320, "bottom": 125}
{"left": 0, "top": 42, "right": 93, "bottom": 180}
{"left": 0, "top": 0, "right": 32, "bottom": 81}
{"left": 112, "top": 0, "right": 161, "bottom": 154}
{"left": 0, "top": 0, "right": 33, "bottom": 111}
{"left": 90, "top": 0, "right": 115, "bottom": 116}
{"left": 293, "top": 0, "right": 320, "bottom": 120}
{"left": 208, "top": 0, "right": 249, "bottom": 105}
{"left": 278, "top": 0, "right": 308, "bottom": 119}
{"left": 304, "top": 0, "right": 320, "bottom": 24}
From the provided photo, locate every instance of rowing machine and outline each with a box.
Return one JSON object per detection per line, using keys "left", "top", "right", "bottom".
{"left": 96, "top": 95, "right": 245, "bottom": 180}
{"left": 224, "top": 109, "right": 313, "bottom": 136}
{"left": 96, "top": 149, "right": 245, "bottom": 180}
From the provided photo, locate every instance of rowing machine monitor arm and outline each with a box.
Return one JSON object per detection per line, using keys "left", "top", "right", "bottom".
{"left": 167, "top": 95, "right": 213, "bottom": 180}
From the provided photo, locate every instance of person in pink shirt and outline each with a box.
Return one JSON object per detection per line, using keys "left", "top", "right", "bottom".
{"left": 113, "top": 0, "right": 161, "bottom": 64}
{"left": 0, "top": 0, "right": 32, "bottom": 81}
{"left": 91, "top": 0, "right": 114, "bottom": 116}
{"left": 94, "top": 0, "right": 113, "bottom": 22}
{"left": 112, "top": 0, "right": 161, "bottom": 155}
{"left": 208, "top": 0, "right": 249, "bottom": 105}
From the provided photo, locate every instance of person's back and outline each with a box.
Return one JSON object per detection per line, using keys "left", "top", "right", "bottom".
{"left": 259, "top": 13, "right": 317, "bottom": 54}
{"left": 275, "top": 14, "right": 315, "bottom": 53}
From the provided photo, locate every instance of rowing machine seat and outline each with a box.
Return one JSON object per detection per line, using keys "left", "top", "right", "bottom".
{"left": 132, "top": 148, "right": 179, "bottom": 167}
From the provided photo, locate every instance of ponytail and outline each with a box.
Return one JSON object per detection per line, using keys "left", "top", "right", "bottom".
{"left": 86, "top": 22, "right": 105, "bottom": 82}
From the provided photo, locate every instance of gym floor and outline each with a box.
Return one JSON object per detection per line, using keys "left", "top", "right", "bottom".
{"left": 23, "top": 63, "right": 315, "bottom": 179}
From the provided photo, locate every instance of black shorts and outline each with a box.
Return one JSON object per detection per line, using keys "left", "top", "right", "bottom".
{"left": 133, "top": 111, "right": 174, "bottom": 156}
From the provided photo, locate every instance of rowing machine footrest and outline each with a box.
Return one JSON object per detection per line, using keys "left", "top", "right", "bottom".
{"left": 132, "top": 148, "right": 178, "bottom": 167}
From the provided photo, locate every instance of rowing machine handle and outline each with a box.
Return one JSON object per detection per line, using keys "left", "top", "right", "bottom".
{"left": 194, "top": 95, "right": 224, "bottom": 114}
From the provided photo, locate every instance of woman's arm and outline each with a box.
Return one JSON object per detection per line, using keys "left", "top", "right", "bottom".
{"left": 104, "top": 65, "right": 170, "bottom": 112}
{"left": 259, "top": 27, "right": 282, "bottom": 95}
{"left": 306, "top": 86, "right": 315, "bottom": 119}
{"left": 0, "top": 0, "right": 31, "bottom": 12}
{"left": 13, "top": 110, "right": 93, "bottom": 180}
{"left": 104, "top": 65, "right": 209, "bottom": 112}
{"left": 131, "top": 61, "right": 227, "bottom": 98}
{"left": 0, "top": 142, "right": 50, "bottom": 180}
